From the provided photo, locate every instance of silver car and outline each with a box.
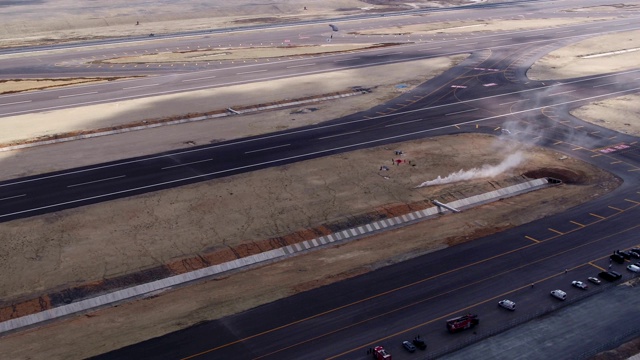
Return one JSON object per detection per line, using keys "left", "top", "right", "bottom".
{"left": 498, "top": 299, "right": 516, "bottom": 311}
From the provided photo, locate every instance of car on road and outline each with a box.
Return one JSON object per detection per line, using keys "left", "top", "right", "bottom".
{"left": 571, "top": 280, "right": 588, "bottom": 290}
{"left": 412, "top": 337, "right": 426, "bottom": 350}
{"left": 599, "top": 270, "right": 622, "bottom": 281}
{"left": 402, "top": 340, "right": 416, "bottom": 353}
{"left": 498, "top": 299, "right": 516, "bottom": 310}
{"left": 588, "top": 277, "right": 601, "bottom": 285}
{"left": 616, "top": 250, "right": 632, "bottom": 260}
{"left": 627, "top": 264, "right": 640, "bottom": 273}
{"left": 610, "top": 253, "right": 625, "bottom": 264}
{"left": 550, "top": 289, "right": 567, "bottom": 300}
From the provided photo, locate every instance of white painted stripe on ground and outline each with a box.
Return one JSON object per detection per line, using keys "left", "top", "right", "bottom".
{"left": 286, "top": 63, "right": 316, "bottom": 68}
{"left": 245, "top": 144, "right": 291, "bottom": 154}
{"left": 122, "top": 83, "right": 158, "bottom": 90}
{"left": 162, "top": 158, "right": 214, "bottom": 169}
{"left": 237, "top": 69, "right": 267, "bottom": 75}
{"left": 318, "top": 130, "right": 360, "bottom": 140}
{"left": 0, "top": 100, "right": 32, "bottom": 106}
{"left": 182, "top": 75, "right": 217, "bottom": 82}
{"left": 0, "top": 194, "right": 26, "bottom": 201}
{"left": 67, "top": 175, "right": 126, "bottom": 188}
{"left": 58, "top": 91, "right": 98, "bottom": 98}
{"left": 446, "top": 108, "right": 477, "bottom": 116}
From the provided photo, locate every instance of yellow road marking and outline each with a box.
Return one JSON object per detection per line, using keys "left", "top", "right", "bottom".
{"left": 589, "top": 262, "right": 606, "bottom": 272}
{"left": 608, "top": 136, "right": 617, "bottom": 139}
{"left": 624, "top": 199, "right": 640, "bottom": 204}
{"left": 454, "top": 125, "right": 460, "bottom": 129}
{"left": 570, "top": 221, "right": 585, "bottom": 227}
{"left": 494, "top": 127, "right": 500, "bottom": 131}
{"left": 591, "top": 153, "right": 602, "bottom": 158}
{"left": 553, "top": 141, "right": 563, "bottom": 145}
{"left": 608, "top": 206, "right": 623, "bottom": 212}
{"left": 572, "top": 147, "right": 582, "bottom": 151}
{"left": 590, "top": 213, "right": 605, "bottom": 219}
{"left": 629, "top": 168, "right": 640, "bottom": 172}
{"left": 610, "top": 161, "right": 622, "bottom": 164}
{"left": 475, "top": 124, "right": 479, "bottom": 129}
{"left": 548, "top": 228, "right": 564, "bottom": 235}
{"left": 525, "top": 235, "right": 539, "bottom": 243}
{"left": 575, "top": 126, "right": 583, "bottom": 129}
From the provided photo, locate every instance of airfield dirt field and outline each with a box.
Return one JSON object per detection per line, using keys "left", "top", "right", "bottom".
{"left": 0, "top": 2, "right": 639, "bottom": 359}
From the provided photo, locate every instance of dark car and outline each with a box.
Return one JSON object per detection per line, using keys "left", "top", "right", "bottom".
{"left": 630, "top": 251, "right": 640, "bottom": 259}
{"left": 611, "top": 253, "right": 625, "bottom": 264}
{"left": 616, "top": 250, "right": 632, "bottom": 260}
{"left": 599, "top": 270, "right": 623, "bottom": 281}
{"left": 402, "top": 340, "right": 416, "bottom": 353}
{"left": 412, "top": 336, "right": 427, "bottom": 350}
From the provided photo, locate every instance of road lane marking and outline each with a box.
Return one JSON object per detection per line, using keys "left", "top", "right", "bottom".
{"left": 608, "top": 205, "right": 624, "bottom": 212}
{"left": 67, "top": 175, "right": 126, "bottom": 188}
{"left": 286, "top": 63, "right": 315, "bottom": 68}
{"left": 245, "top": 144, "right": 291, "bottom": 154}
{"left": 418, "top": 47, "right": 442, "bottom": 51}
{"left": 175, "top": 219, "right": 640, "bottom": 359}
{"left": 498, "top": 99, "right": 529, "bottom": 106}
{"left": 593, "top": 82, "right": 618, "bottom": 88}
{"left": 58, "top": 91, "right": 98, "bottom": 98}
{"left": 162, "top": 159, "right": 214, "bottom": 170}
{"left": 182, "top": 76, "right": 217, "bottom": 82}
{"left": 376, "top": 51, "right": 403, "bottom": 56}
{"left": 524, "top": 235, "right": 539, "bottom": 243}
{"left": 318, "top": 131, "right": 360, "bottom": 140}
{"left": 456, "top": 42, "right": 477, "bottom": 46}
{"left": 589, "top": 213, "right": 605, "bottom": 219}
{"left": 0, "top": 194, "right": 26, "bottom": 201}
{"left": 589, "top": 262, "right": 606, "bottom": 271}
{"left": 236, "top": 69, "right": 267, "bottom": 75}
{"left": 0, "top": 100, "right": 32, "bottom": 106}
{"left": 334, "top": 57, "right": 360, "bottom": 62}
{"left": 122, "top": 84, "right": 158, "bottom": 90}
{"left": 385, "top": 119, "right": 423, "bottom": 127}
{"left": 445, "top": 108, "right": 477, "bottom": 116}
{"left": 625, "top": 199, "right": 640, "bottom": 204}
{"left": 548, "top": 228, "right": 563, "bottom": 235}
{"left": 570, "top": 221, "right": 585, "bottom": 227}
{"left": 547, "top": 90, "right": 575, "bottom": 96}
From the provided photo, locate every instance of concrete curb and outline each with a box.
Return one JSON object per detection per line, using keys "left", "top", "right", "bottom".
{"left": 0, "top": 178, "right": 551, "bottom": 334}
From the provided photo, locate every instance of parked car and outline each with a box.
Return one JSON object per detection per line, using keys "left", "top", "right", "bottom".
{"left": 599, "top": 270, "right": 622, "bottom": 281}
{"left": 550, "top": 289, "right": 567, "bottom": 300}
{"left": 571, "top": 280, "right": 588, "bottom": 290}
{"left": 587, "top": 277, "right": 601, "bottom": 285}
{"left": 402, "top": 340, "right": 416, "bottom": 353}
{"left": 610, "top": 253, "right": 625, "bottom": 264}
{"left": 412, "top": 336, "right": 427, "bottom": 350}
{"left": 616, "top": 250, "right": 632, "bottom": 260}
{"left": 629, "top": 250, "right": 640, "bottom": 259}
{"left": 498, "top": 299, "right": 516, "bottom": 311}
{"left": 627, "top": 264, "right": 640, "bottom": 273}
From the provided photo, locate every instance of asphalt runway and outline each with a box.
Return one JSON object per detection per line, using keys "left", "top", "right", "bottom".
{"left": 1, "top": 0, "right": 640, "bottom": 358}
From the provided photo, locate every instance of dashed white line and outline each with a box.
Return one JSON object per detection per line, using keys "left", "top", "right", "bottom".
{"left": 237, "top": 69, "right": 268, "bottom": 75}
{"left": 318, "top": 131, "right": 360, "bottom": 140}
{"left": 162, "top": 159, "right": 214, "bottom": 169}
{"left": 286, "top": 63, "right": 316, "bottom": 68}
{"left": 58, "top": 91, "right": 98, "bottom": 98}
{"left": 376, "top": 52, "right": 404, "bottom": 56}
{"left": 0, "top": 194, "right": 26, "bottom": 201}
{"left": 67, "top": 175, "right": 126, "bottom": 188}
{"left": 445, "top": 108, "right": 478, "bottom": 116}
{"left": 245, "top": 144, "right": 291, "bottom": 154}
{"left": 385, "top": 119, "right": 423, "bottom": 127}
{"left": 456, "top": 43, "right": 477, "bottom": 46}
{"left": 593, "top": 82, "right": 618, "bottom": 88}
{"left": 418, "top": 47, "right": 442, "bottom": 51}
{"left": 122, "top": 84, "right": 158, "bottom": 90}
{"left": 499, "top": 99, "right": 529, "bottom": 106}
{"left": 547, "top": 90, "right": 575, "bottom": 96}
{"left": 0, "top": 100, "right": 32, "bottom": 106}
{"left": 334, "top": 57, "right": 360, "bottom": 62}
{"left": 182, "top": 75, "right": 217, "bottom": 82}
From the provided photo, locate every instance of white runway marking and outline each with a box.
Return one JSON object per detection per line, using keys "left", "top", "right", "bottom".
{"left": 245, "top": 144, "right": 291, "bottom": 154}
{"left": 58, "top": 91, "right": 98, "bottom": 98}
{"left": 319, "top": 131, "right": 360, "bottom": 140}
{"left": 162, "top": 159, "right": 214, "bottom": 169}
{"left": 446, "top": 108, "right": 478, "bottom": 116}
{"left": 67, "top": 175, "right": 126, "bottom": 188}
{"left": 122, "top": 84, "right": 158, "bottom": 90}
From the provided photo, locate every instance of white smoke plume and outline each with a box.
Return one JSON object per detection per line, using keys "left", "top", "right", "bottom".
{"left": 415, "top": 151, "right": 524, "bottom": 188}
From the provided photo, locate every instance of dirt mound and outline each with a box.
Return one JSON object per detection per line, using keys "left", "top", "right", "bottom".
{"left": 523, "top": 167, "right": 587, "bottom": 184}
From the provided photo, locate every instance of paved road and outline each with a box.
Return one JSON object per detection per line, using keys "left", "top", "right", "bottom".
{"left": 2, "top": 0, "right": 640, "bottom": 359}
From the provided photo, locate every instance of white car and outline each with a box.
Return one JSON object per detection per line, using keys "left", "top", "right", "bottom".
{"left": 571, "top": 280, "right": 588, "bottom": 290}
{"left": 550, "top": 289, "right": 567, "bottom": 301}
{"left": 627, "top": 264, "right": 640, "bottom": 273}
{"left": 498, "top": 299, "right": 516, "bottom": 311}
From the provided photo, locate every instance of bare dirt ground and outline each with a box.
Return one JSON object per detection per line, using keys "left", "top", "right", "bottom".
{"left": 0, "top": 2, "right": 639, "bottom": 359}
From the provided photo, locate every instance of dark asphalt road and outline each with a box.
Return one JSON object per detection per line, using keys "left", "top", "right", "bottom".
{"left": 2, "top": 0, "right": 640, "bottom": 359}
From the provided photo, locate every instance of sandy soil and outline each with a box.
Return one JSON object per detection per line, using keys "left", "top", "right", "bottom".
{"left": 1, "top": 4, "right": 639, "bottom": 360}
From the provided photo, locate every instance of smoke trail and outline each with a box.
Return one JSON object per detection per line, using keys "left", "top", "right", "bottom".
{"left": 416, "top": 151, "right": 524, "bottom": 188}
